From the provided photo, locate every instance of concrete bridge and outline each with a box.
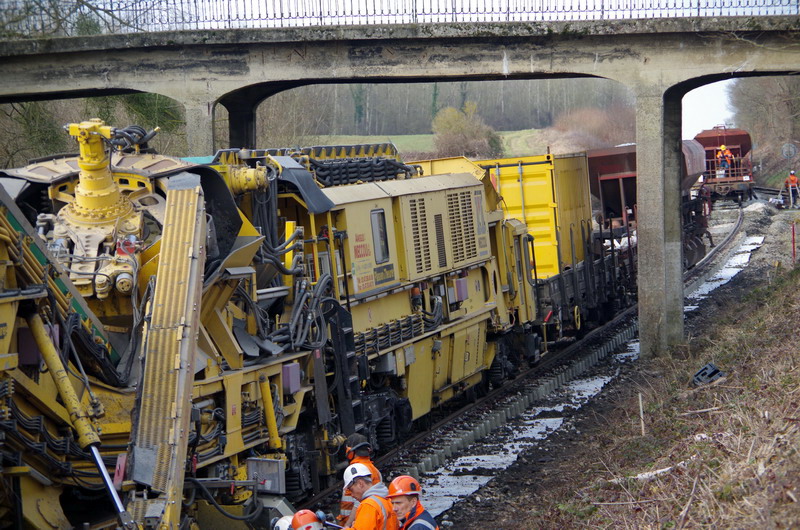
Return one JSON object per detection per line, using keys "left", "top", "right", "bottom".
{"left": 1, "top": 17, "right": 800, "bottom": 357}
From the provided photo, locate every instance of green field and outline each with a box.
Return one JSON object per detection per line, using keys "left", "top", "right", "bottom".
{"left": 313, "top": 129, "right": 545, "bottom": 158}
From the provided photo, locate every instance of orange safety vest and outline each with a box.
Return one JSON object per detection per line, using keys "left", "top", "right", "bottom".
{"left": 347, "top": 494, "right": 399, "bottom": 530}
{"left": 339, "top": 456, "right": 383, "bottom": 523}
{"left": 400, "top": 500, "right": 439, "bottom": 530}
{"left": 716, "top": 148, "right": 733, "bottom": 163}
{"left": 786, "top": 174, "right": 798, "bottom": 187}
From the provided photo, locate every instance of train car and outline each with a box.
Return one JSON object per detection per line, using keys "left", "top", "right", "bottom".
{"left": 0, "top": 119, "right": 633, "bottom": 528}
{"left": 413, "top": 153, "right": 634, "bottom": 339}
{"left": 693, "top": 125, "right": 754, "bottom": 203}
{"left": 586, "top": 140, "right": 710, "bottom": 269}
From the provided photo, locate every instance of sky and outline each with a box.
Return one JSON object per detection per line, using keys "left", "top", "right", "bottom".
{"left": 682, "top": 80, "right": 734, "bottom": 140}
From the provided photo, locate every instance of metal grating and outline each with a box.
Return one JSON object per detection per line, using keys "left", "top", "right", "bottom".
{"left": 448, "top": 190, "right": 477, "bottom": 265}
{"left": 434, "top": 213, "right": 447, "bottom": 269}
{"left": 447, "top": 193, "right": 464, "bottom": 263}
{"left": 409, "top": 198, "right": 431, "bottom": 274}
{"left": 132, "top": 184, "right": 205, "bottom": 505}
{"left": 461, "top": 192, "right": 477, "bottom": 260}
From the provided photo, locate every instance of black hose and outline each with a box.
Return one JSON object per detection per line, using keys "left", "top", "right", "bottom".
{"left": 185, "top": 477, "right": 263, "bottom": 522}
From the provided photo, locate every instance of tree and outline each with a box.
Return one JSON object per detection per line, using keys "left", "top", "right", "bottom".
{"left": 0, "top": 0, "right": 138, "bottom": 39}
{"left": 432, "top": 102, "right": 503, "bottom": 158}
{"left": 553, "top": 104, "right": 635, "bottom": 147}
{"left": 0, "top": 101, "right": 68, "bottom": 167}
{"left": 728, "top": 77, "right": 800, "bottom": 184}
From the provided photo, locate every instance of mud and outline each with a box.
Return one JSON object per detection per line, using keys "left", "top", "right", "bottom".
{"left": 438, "top": 199, "right": 787, "bottom": 529}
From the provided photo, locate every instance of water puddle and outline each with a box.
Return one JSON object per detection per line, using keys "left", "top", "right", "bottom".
{"left": 685, "top": 235, "right": 764, "bottom": 312}
{"left": 422, "top": 374, "right": 614, "bottom": 517}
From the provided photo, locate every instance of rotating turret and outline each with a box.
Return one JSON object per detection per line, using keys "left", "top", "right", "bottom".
{"left": 51, "top": 119, "right": 145, "bottom": 299}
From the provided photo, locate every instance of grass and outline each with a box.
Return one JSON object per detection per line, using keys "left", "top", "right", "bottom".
{"left": 764, "top": 171, "right": 792, "bottom": 189}
{"left": 312, "top": 129, "right": 547, "bottom": 158}
{"left": 519, "top": 267, "right": 800, "bottom": 528}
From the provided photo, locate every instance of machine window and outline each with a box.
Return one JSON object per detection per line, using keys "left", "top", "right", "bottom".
{"left": 371, "top": 209, "right": 389, "bottom": 264}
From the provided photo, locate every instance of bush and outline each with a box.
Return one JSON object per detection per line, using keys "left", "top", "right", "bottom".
{"left": 553, "top": 104, "right": 634, "bottom": 147}
{"left": 432, "top": 102, "right": 503, "bottom": 159}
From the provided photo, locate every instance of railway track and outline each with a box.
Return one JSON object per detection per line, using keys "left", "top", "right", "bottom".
{"left": 300, "top": 208, "right": 746, "bottom": 515}
{"left": 752, "top": 185, "right": 781, "bottom": 201}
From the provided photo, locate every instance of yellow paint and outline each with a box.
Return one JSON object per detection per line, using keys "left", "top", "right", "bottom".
{"left": 409, "top": 157, "right": 485, "bottom": 181}
{"left": 28, "top": 313, "right": 100, "bottom": 449}
{"left": 477, "top": 154, "right": 592, "bottom": 278}
{"left": 20, "top": 476, "right": 69, "bottom": 529}
{"left": 130, "top": 184, "right": 206, "bottom": 527}
{"left": 259, "top": 375, "right": 282, "bottom": 449}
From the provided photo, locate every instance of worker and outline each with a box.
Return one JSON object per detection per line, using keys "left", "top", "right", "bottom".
{"left": 339, "top": 433, "right": 382, "bottom": 525}
{"left": 291, "top": 509, "right": 324, "bottom": 530}
{"left": 342, "top": 463, "right": 399, "bottom": 530}
{"left": 716, "top": 145, "right": 733, "bottom": 172}
{"left": 386, "top": 476, "right": 439, "bottom": 530}
{"left": 786, "top": 170, "right": 799, "bottom": 208}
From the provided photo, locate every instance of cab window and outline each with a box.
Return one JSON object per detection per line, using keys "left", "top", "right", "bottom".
{"left": 371, "top": 209, "right": 389, "bottom": 264}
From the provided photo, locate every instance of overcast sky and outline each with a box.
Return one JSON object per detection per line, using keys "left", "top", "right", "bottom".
{"left": 682, "top": 80, "right": 734, "bottom": 140}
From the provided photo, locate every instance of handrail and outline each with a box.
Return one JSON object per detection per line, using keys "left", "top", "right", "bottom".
{"left": 1, "top": 0, "right": 795, "bottom": 37}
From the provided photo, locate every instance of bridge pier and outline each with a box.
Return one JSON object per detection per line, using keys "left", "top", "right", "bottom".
{"left": 635, "top": 90, "right": 685, "bottom": 358}
{"left": 183, "top": 101, "right": 216, "bottom": 157}
{"left": 223, "top": 102, "right": 257, "bottom": 149}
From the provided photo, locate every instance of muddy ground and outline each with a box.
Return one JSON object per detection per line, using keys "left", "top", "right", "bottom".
{"left": 438, "top": 200, "right": 799, "bottom": 529}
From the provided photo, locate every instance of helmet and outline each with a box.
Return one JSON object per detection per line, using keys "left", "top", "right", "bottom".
{"left": 792, "top": 170, "right": 796, "bottom": 175}
{"left": 272, "top": 515, "right": 294, "bottom": 530}
{"left": 720, "top": 145, "right": 726, "bottom": 149}
{"left": 343, "top": 462, "right": 372, "bottom": 488}
{"left": 387, "top": 475, "right": 421, "bottom": 498}
{"left": 291, "top": 510, "right": 323, "bottom": 530}
{"left": 345, "top": 433, "right": 372, "bottom": 460}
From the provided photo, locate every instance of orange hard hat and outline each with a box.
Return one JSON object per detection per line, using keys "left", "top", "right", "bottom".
{"left": 387, "top": 475, "right": 422, "bottom": 498}
{"left": 291, "top": 509, "right": 323, "bottom": 530}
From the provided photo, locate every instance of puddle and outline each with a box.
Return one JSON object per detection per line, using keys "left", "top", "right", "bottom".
{"left": 614, "top": 340, "right": 640, "bottom": 362}
{"left": 422, "top": 375, "right": 613, "bottom": 517}
{"left": 685, "top": 236, "right": 764, "bottom": 312}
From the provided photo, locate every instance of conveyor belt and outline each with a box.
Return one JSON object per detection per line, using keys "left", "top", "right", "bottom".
{"left": 130, "top": 179, "right": 206, "bottom": 525}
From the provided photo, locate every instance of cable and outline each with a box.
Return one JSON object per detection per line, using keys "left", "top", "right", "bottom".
{"left": 185, "top": 477, "right": 263, "bottom": 522}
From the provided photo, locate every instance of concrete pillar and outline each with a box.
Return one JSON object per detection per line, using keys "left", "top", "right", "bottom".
{"left": 183, "top": 101, "right": 216, "bottom": 157}
{"left": 226, "top": 104, "right": 257, "bottom": 149}
{"left": 635, "top": 89, "right": 684, "bottom": 357}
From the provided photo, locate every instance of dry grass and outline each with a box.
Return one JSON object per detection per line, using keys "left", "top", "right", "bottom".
{"left": 520, "top": 270, "right": 800, "bottom": 529}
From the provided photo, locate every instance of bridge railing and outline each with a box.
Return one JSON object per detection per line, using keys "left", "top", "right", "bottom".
{"left": 1, "top": 0, "right": 797, "bottom": 37}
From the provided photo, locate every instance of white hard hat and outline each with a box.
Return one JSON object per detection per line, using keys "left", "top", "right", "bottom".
{"left": 343, "top": 462, "right": 372, "bottom": 488}
{"left": 792, "top": 170, "right": 796, "bottom": 175}
{"left": 272, "top": 515, "right": 294, "bottom": 530}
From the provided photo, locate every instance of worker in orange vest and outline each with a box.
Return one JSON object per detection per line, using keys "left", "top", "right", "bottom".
{"left": 716, "top": 145, "right": 733, "bottom": 169}
{"left": 339, "top": 434, "right": 383, "bottom": 525}
{"left": 785, "top": 170, "right": 799, "bottom": 208}
{"left": 342, "top": 463, "right": 399, "bottom": 530}
{"left": 387, "top": 476, "right": 439, "bottom": 530}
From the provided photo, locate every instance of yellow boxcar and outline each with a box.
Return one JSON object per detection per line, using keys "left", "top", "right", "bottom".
{"left": 477, "top": 153, "right": 592, "bottom": 279}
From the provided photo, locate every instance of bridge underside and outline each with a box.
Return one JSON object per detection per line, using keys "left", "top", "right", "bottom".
{"left": 1, "top": 17, "right": 799, "bottom": 357}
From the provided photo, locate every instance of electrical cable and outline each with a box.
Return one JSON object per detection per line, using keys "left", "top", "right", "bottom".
{"left": 185, "top": 477, "right": 263, "bottom": 522}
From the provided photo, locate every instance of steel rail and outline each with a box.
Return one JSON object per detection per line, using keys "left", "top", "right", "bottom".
{"left": 299, "top": 209, "right": 745, "bottom": 513}
{"left": 686, "top": 207, "right": 744, "bottom": 284}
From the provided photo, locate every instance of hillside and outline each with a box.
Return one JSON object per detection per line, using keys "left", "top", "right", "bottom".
{"left": 443, "top": 204, "right": 800, "bottom": 529}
